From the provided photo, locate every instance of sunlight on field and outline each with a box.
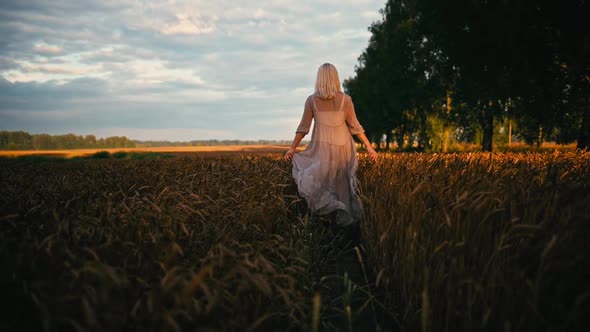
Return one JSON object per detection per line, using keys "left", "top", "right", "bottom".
{"left": 0, "top": 145, "right": 306, "bottom": 158}
{"left": 0, "top": 141, "right": 578, "bottom": 159}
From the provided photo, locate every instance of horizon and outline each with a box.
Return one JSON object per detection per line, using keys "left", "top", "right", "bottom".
{"left": 0, "top": 128, "right": 305, "bottom": 142}
{"left": 0, "top": 1, "right": 384, "bottom": 141}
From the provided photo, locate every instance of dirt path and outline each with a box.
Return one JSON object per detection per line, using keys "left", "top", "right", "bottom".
{"left": 309, "top": 219, "right": 397, "bottom": 331}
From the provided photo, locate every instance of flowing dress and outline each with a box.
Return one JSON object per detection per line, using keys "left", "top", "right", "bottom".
{"left": 292, "top": 92, "right": 365, "bottom": 226}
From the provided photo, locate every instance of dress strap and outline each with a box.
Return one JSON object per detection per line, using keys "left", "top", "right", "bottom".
{"left": 312, "top": 95, "right": 319, "bottom": 113}
{"left": 338, "top": 93, "right": 346, "bottom": 112}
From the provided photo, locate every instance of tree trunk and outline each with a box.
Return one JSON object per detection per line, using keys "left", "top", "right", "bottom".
{"left": 396, "top": 125, "right": 405, "bottom": 151}
{"left": 444, "top": 91, "right": 452, "bottom": 152}
{"left": 443, "top": 127, "right": 451, "bottom": 152}
{"left": 373, "top": 133, "right": 381, "bottom": 152}
{"left": 571, "top": 67, "right": 590, "bottom": 150}
{"left": 508, "top": 120, "right": 512, "bottom": 146}
{"left": 481, "top": 110, "right": 494, "bottom": 152}
{"left": 577, "top": 108, "right": 590, "bottom": 150}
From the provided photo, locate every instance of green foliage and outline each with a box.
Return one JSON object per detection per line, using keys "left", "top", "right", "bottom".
{"left": 91, "top": 151, "right": 111, "bottom": 159}
{"left": 0, "top": 130, "right": 137, "bottom": 150}
{"left": 0, "top": 131, "right": 306, "bottom": 150}
{"left": 344, "top": 0, "right": 443, "bottom": 151}
{"left": 126, "top": 152, "right": 175, "bottom": 160}
{"left": 425, "top": 115, "right": 461, "bottom": 153}
{"left": 111, "top": 151, "right": 128, "bottom": 159}
{"left": 14, "top": 155, "right": 64, "bottom": 163}
{"left": 347, "top": 0, "right": 590, "bottom": 151}
{"left": 493, "top": 117, "right": 510, "bottom": 148}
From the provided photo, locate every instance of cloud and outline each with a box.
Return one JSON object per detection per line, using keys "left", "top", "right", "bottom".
{"left": 0, "top": 0, "right": 385, "bottom": 140}
{"left": 256, "top": 117, "right": 302, "bottom": 127}
{"left": 361, "top": 10, "right": 382, "bottom": 20}
{"left": 92, "top": 127, "right": 232, "bottom": 141}
{"left": 112, "top": 59, "right": 206, "bottom": 86}
{"left": 3, "top": 58, "right": 108, "bottom": 83}
{"left": 161, "top": 14, "right": 216, "bottom": 35}
{"left": 33, "top": 42, "right": 62, "bottom": 55}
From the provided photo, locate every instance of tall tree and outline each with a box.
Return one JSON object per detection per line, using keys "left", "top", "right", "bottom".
{"left": 418, "top": 0, "right": 524, "bottom": 151}
{"left": 348, "top": 0, "right": 589, "bottom": 151}
{"left": 345, "top": 0, "right": 442, "bottom": 151}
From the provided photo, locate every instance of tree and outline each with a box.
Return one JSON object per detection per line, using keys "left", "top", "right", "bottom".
{"left": 85, "top": 134, "right": 97, "bottom": 146}
{"left": 348, "top": 0, "right": 589, "bottom": 151}
{"left": 32, "top": 134, "right": 52, "bottom": 150}
{"left": 345, "top": 0, "right": 443, "bottom": 151}
{"left": 0, "top": 131, "right": 136, "bottom": 150}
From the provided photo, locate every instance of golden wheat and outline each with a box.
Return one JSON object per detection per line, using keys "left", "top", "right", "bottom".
{"left": 0, "top": 151, "right": 588, "bottom": 331}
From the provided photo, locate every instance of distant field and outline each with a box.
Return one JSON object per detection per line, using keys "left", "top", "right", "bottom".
{"left": 0, "top": 145, "right": 303, "bottom": 158}
{"left": 0, "top": 142, "right": 578, "bottom": 158}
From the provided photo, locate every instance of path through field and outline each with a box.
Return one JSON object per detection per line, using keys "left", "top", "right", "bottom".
{"left": 283, "top": 167, "right": 394, "bottom": 331}
{"left": 290, "top": 212, "right": 394, "bottom": 330}
{"left": 327, "top": 227, "right": 381, "bottom": 331}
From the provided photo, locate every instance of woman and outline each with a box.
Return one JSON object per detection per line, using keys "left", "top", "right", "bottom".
{"left": 285, "top": 63, "right": 377, "bottom": 227}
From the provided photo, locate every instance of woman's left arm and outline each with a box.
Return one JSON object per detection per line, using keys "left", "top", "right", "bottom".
{"left": 354, "top": 131, "right": 378, "bottom": 162}
{"left": 346, "top": 96, "right": 377, "bottom": 162}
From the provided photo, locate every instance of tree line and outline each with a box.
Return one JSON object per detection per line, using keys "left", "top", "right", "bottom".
{"left": 136, "top": 139, "right": 297, "bottom": 147}
{"left": 344, "top": 0, "right": 589, "bottom": 151}
{"left": 0, "top": 131, "right": 299, "bottom": 150}
{"left": 0, "top": 131, "right": 136, "bottom": 150}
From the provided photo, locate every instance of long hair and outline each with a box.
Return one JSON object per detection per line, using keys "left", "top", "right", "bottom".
{"left": 314, "top": 63, "right": 342, "bottom": 99}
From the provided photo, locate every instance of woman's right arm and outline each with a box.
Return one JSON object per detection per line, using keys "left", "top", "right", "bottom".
{"left": 285, "top": 98, "right": 313, "bottom": 161}
{"left": 285, "top": 132, "right": 304, "bottom": 161}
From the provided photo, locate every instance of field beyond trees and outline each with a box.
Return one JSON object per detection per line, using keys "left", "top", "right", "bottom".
{"left": 0, "top": 151, "right": 588, "bottom": 331}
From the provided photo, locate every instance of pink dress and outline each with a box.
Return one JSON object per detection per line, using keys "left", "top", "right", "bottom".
{"left": 292, "top": 92, "right": 365, "bottom": 226}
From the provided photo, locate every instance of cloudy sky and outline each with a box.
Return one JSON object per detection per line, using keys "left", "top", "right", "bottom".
{"left": 0, "top": 0, "right": 384, "bottom": 141}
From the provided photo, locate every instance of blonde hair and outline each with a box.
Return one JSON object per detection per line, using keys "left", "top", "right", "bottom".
{"left": 314, "top": 63, "right": 342, "bottom": 99}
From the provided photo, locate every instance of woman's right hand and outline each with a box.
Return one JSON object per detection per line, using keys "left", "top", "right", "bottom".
{"left": 284, "top": 148, "right": 295, "bottom": 162}
{"left": 367, "top": 148, "right": 378, "bottom": 162}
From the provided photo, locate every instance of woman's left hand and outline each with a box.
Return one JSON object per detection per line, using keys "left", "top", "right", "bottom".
{"left": 284, "top": 148, "right": 295, "bottom": 162}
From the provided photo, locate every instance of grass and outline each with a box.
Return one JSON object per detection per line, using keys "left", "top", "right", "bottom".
{"left": 85, "top": 151, "right": 176, "bottom": 160}
{"left": 0, "top": 151, "right": 588, "bottom": 331}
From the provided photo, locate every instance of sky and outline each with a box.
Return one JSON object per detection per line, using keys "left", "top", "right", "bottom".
{"left": 0, "top": 0, "right": 384, "bottom": 141}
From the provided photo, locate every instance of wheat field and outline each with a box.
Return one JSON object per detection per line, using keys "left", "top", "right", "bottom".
{"left": 0, "top": 145, "right": 302, "bottom": 158}
{"left": 0, "top": 151, "right": 588, "bottom": 331}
